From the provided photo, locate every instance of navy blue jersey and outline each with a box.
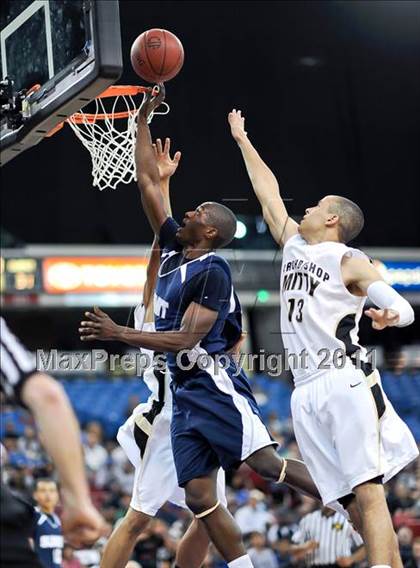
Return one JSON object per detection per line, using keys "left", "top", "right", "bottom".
{"left": 155, "top": 217, "right": 242, "bottom": 379}
{"left": 33, "top": 508, "right": 63, "bottom": 568}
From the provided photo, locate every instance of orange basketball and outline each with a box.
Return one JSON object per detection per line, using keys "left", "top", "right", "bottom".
{"left": 130, "top": 29, "right": 184, "bottom": 84}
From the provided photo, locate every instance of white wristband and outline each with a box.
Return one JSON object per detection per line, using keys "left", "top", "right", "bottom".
{"left": 367, "top": 281, "right": 415, "bottom": 327}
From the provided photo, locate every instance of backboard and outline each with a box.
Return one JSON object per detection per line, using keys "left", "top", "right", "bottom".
{"left": 0, "top": 0, "right": 122, "bottom": 166}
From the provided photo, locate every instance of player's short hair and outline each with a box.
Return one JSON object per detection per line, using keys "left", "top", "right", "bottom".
{"left": 34, "top": 477, "right": 57, "bottom": 490}
{"left": 328, "top": 196, "right": 364, "bottom": 243}
{"left": 203, "top": 202, "right": 237, "bottom": 248}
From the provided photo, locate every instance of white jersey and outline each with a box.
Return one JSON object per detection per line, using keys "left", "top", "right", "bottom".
{"left": 280, "top": 234, "right": 370, "bottom": 385}
{"left": 133, "top": 303, "right": 171, "bottom": 406}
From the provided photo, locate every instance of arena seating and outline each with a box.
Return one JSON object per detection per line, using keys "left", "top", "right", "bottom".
{"left": 2, "top": 372, "right": 419, "bottom": 441}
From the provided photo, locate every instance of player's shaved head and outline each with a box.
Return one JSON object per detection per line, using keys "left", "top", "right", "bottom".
{"left": 326, "top": 196, "right": 364, "bottom": 243}
{"left": 203, "top": 202, "right": 237, "bottom": 248}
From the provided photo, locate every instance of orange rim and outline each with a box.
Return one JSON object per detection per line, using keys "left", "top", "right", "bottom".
{"left": 27, "top": 83, "right": 41, "bottom": 96}
{"left": 46, "top": 85, "right": 152, "bottom": 135}
{"left": 69, "top": 109, "right": 138, "bottom": 123}
{"left": 96, "top": 85, "right": 151, "bottom": 98}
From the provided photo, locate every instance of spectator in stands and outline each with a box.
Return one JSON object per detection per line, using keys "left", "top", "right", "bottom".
{"left": 388, "top": 481, "right": 416, "bottom": 514}
{"left": 403, "top": 536, "right": 420, "bottom": 568}
{"left": 18, "top": 426, "right": 41, "bottom": 462}
{"left": 110, "top": 440, "right": 128, "bottom": 472}
{"left": 234, "top": 489, "right": 275, "bottom": 540}
{"left": 83, "top": 424, "right": 108, "bottom": 485}
{"left": 247, "top": 531, "right": 278, "bottom": 568}
{"left": 3, "top": 420, "right": 19, "bottom": 439}
{"left": 112, "top": 458, "right": 135, "bottom": 495}
{"left": 398, "top": 526, "right": 414, "bottom": 566}
{"left": 267, "top": 509, "right": 299, "bottom": 567}
{"left": 132, "top": 519, "right": 176, "bottom": 568}
{"left": 2, "top": 435, "right": 27, "bottom": 468}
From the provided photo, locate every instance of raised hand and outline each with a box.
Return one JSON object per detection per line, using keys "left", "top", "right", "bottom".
{"left": 364, "top": 307, "right": 400, "bottom": 330}
{"left": 139, "top": 83, "right": 166, "bottom": 120}
{"left": 153, "top": 137, "right": 181, "bottom": 180}
{"left": 79, "top": 306, "right": 121, "bottom": 341}
{"left": 228, "top": 109, "right": 247, "bottom": 142}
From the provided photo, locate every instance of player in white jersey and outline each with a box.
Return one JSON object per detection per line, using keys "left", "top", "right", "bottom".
{"left": 100, "top": 139, "right": 227, "bottom": 568}
{"left": 229, "top": 109, "right": 418, "bottom": 568}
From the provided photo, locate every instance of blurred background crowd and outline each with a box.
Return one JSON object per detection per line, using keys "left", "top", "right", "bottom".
{"left": 2, "top": 367, "right": 419, "bottom": 568}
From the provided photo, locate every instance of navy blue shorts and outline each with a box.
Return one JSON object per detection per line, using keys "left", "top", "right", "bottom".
{"left": 170, "top": 358, "right": 274, "bottom": 487}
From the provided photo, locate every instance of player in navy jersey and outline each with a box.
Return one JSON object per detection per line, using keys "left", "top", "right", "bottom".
{"left": 79, "top": 86, "right": 337, "bottom": 568}
{"left": 32, "top": 479, "right": 64, "bottom": 568}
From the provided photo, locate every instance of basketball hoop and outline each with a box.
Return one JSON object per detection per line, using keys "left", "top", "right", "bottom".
{"left": 48, "top": 85, "right": 169, "bottom": 190}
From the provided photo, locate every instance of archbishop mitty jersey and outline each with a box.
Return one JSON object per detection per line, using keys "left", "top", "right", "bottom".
{"left": 280, "top": 234, "right": 371, "bottom": 385}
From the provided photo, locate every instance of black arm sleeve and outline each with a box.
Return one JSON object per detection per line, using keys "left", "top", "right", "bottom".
{"left": 159, "top": 217, "right": 180, "bottom": 250}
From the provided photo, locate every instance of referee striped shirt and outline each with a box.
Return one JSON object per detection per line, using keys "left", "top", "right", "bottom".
{"left": 292, "top": 509, "right": 363, "bottom": 566}
{"left": 0, "top": 318, "right": 37, "bottom": 405}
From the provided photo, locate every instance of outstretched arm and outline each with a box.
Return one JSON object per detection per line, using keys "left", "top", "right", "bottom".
{"left": 80, "top": 302, "right": 219, "bottom": 352}
{"left": 228, "top": 109, "right": 298, "bottom": 246}
{"left": 143, "top": 137, "right": 181, "bottom": 321}
{"left": 341, "top": 256, "right": 415, "bottom": 329}
{"left": 135, "top": 85, "right": 169, "bottom": 235}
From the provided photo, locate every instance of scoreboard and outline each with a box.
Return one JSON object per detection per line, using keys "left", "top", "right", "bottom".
{"left": 1, "top": 257, "right": 42, "bottom": 293}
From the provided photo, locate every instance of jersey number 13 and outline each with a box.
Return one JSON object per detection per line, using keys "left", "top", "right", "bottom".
{"left": 287, "top": 298, "right": 304, "bottom": 322}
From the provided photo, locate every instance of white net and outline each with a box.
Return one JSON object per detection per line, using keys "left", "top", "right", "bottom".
{"left": 67, "top": 89, "right": 169, "bottom": 190}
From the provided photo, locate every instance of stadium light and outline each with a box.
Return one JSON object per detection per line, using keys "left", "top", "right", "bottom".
{"left": 235, "top": 220, "right": 247, "bottom": 239}
{"left": 257, "top": 289, "right": 271, "bottom": 303}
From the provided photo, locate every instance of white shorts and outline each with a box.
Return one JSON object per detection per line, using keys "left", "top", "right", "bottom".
{"left": 117, "top": 398, "right": 227, "bottom": 516}
{"left": 291, "top": 367, "right": 419, "bottom": 507}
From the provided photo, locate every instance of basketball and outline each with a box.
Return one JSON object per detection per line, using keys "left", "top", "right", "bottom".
{"left": 130, "top": 29, "right": 184, "bottom": 84}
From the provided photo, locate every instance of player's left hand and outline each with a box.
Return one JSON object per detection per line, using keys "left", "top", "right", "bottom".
{"left": 153, "top": 137, "right": 181, "bottom": 179}
{"left": 364, "top": 307, "right": 399, "bottom": 330}
{"left": 336, "top": 557, "right": 353, "bottom": 567}
{"left": 79, "top": 307, "right": 120, "bottom": 341}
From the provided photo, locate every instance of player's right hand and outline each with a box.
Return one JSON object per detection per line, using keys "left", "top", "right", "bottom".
{"left": 153, "top": 137, "right": 181, "bottom": 180}
{"left": 140, "top": 83, "right": 166, "bottom": 119}
{"left": 79, "top": 306, "right": 120, "bottom": 341}
{"left": 61, "top": 499, "right": 107, "bottom": 548}
{"left": 228, "top": 109, "right": 247, "bottom": 142}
